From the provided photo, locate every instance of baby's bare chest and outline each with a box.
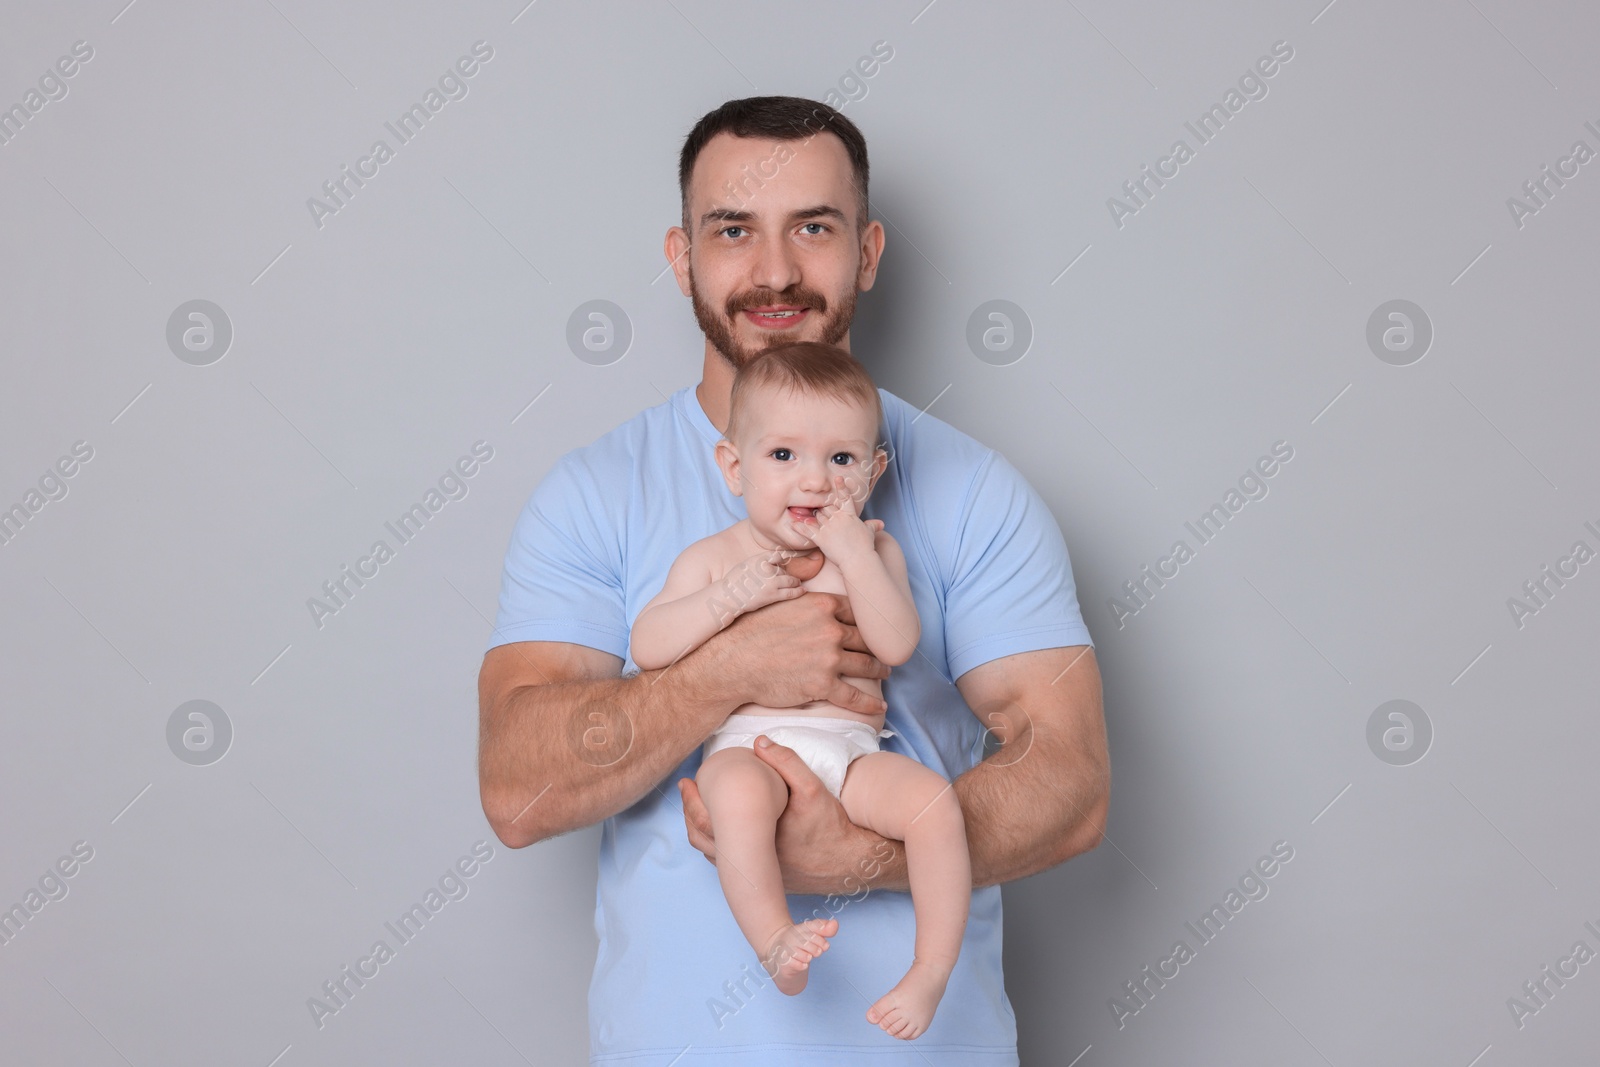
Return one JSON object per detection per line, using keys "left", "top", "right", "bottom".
{"left": 710, "top": 544, "right": 849, "bottom": 598}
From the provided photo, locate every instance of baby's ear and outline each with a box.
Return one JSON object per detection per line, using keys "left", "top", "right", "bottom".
{"left": 867, "top": 447, "right": 890, "bottom": 489}
{"left": 714, "top": 438, "right": 743, "bottom": 496}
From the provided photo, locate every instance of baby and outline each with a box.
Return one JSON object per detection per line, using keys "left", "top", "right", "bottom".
{"left": 630, "top": 341, "right": 970, "bottom": 1041}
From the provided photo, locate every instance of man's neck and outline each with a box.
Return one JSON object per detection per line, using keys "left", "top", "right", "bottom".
{"left": 694, "top": 349, "right": 736, "bottom": 436}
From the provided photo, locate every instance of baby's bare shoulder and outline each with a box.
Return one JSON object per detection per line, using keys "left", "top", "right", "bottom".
{"left": 678, "top": 523, "right": 750, "bottom": 578}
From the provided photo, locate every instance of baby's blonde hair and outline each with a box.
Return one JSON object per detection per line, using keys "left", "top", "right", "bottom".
{"left": 725, "top": 342, "right": 886, "bottom": 451}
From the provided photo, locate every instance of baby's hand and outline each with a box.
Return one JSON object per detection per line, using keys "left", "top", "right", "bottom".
{"left": 721, "top": 548, "right": 807, "bottom": 616}
{"left": 799, "top": 476, "right": 883, "bottom": 564}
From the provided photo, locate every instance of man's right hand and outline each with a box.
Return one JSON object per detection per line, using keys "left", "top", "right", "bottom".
{"left": 704, "top": 588, "right": 889, "bottom": 715}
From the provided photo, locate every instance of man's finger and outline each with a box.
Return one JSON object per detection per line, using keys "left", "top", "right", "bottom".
{"left": 685, "top": 781, "right": 714, "bottom": 836}
{"left": 752, "top": 736, "right": 823, "bottom": 796}
{"left": 782, "top": 549, "right": 825, "bottom": 581}
{"left": 837, "top": 624, "right": 868, "bottom": 652}
{"left": 827, "top": 679, "right": 888, "bottom": 715}
{"left": 826, "top": 592, "right": 858, "bottom": 627}
{"left": 837, "top": 650, "right": 891, "bottom": 681}
{"left": 677, "top": 779, "right": 716, "bottom": 860}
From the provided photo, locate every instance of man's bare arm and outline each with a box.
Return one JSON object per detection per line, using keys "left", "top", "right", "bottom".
{"left": 826, "top": 644, "right": 1107, "bottom": 892}
{"left": 478, "top": 590, "right": 891, "bottom": 849}
{"left": 478, "top": 640, "right": 730, "bottom": 849}
{"left": 951, "top": 644, "right": 1108, "bottom": 887}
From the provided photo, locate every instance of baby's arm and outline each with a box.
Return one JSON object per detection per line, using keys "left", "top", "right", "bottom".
{"left": 832, "top": 529, "right": 921, "bottom": 667}
{"left": 630, "top": 539, "right": 804, "bottom": 670}
{"left": 805, "top": 473, "right": 920, "bottom": 666}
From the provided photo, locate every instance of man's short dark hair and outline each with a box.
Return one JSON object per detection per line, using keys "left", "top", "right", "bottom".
{"left": 678, "top": 96, "right": 870, "bottom": 232}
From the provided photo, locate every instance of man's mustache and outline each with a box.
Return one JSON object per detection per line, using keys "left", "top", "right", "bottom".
{"left": 726, "top": 291, "right": 828, "bottom": 316}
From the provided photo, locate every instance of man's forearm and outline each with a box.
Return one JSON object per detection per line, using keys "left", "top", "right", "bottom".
{"left": 481, "top": 659, "right": 737, "bottom": 848}
{"left": 952, "top": 729, "right": 1107, "bottom": 887}
{"left": 857, "top": 729, "right": 1106, "bottom": 893}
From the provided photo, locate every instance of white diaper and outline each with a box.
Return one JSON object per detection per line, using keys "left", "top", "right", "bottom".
{"left": 702, "top": 712, "right": 896, "bottom": 799}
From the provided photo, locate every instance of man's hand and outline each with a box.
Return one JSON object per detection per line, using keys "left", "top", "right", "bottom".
{"left": 773, "top": 546, "right": 826, "bottom": 582}
{"left": 678, "top": 736, "right": 905, "bottom": 895}
{"left": 704, "top": 591, "right": 889, "bottom": 716}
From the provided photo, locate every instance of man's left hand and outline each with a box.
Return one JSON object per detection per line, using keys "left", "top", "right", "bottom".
{"left": 678, "top": 735, "right": 904, "bottom": 896}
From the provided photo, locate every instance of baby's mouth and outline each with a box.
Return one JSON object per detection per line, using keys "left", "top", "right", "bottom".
{"left": 787, "top": 506, "right": 820, "bottom": 522}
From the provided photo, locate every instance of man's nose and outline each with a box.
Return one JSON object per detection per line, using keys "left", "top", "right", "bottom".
{"left": 751, "top": 233, "right": 802, "bottom": 295}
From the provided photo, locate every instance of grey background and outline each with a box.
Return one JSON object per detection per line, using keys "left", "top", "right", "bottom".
{"left": 2, "top": 0, "right": 1596, "bottom": 1063}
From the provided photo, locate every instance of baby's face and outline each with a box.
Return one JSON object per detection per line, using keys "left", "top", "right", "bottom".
{"left": 719, "top": 386, "right": 885, "bottom": 550}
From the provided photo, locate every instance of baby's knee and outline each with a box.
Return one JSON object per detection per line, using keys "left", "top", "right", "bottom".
{"left": 905, "top": 778, "right": 964, "bottom": 836}
{"left": 698, "top": 748, "right": 786, "bottom": 811}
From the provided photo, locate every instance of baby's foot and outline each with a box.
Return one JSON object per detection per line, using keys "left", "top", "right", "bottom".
{"left": 761, "top": 918, "right": 838, "bottom": 996}
{"left": 866, "top": 958, "right": 953, "bottom": 1040}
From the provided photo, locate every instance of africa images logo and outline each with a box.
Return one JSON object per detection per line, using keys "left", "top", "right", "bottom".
{"left": 1106, "top": 40, "right": 1295, "bottom": 229}
{"left": 306, "top": 41, "right": 495, "bottom": 230}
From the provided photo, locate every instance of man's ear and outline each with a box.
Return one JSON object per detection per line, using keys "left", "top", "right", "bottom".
{"left": 855, "top": 219, "right": 886, "bottom": 293}
{"left": 664, "top": 226, "right": 693, "bottom": 297}
{"left": 714, "top": 438, "right": 743, "bottom": 496}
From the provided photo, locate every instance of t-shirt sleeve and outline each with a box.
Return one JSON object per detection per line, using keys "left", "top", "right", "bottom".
{"left": 486, "top": 455, "right": 630, "bottom": 659}
{"left": 942, "top": 450, "right": 1095, "bottom": 680}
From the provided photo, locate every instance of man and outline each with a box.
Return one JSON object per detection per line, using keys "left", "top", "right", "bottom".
{"left": 478, "top": 96, "right": 1108, "bottom": 1065}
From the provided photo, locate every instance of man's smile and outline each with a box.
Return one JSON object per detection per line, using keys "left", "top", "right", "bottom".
{"left": 742, "top": 306, "right": 811, "bottom": 329}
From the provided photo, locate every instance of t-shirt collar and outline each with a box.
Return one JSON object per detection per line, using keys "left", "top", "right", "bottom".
{"left": 676, "top": 384, "right": 723, "bottom": 449}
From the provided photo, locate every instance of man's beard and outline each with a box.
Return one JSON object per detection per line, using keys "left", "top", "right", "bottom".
{"left": 690, "top": 270, "right": 856, "bottom": 369}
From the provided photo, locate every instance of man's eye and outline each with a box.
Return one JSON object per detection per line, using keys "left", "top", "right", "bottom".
{"left": 721, "top": 226, "right": 746, "bottom": 238}
{"left": 801, "top": 223, "right": 826, "bottom": 235}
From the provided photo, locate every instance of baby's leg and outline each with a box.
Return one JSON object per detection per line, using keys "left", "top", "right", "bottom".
{"left": 838, "top": 751, "right": 970, "bottom": 1040}
{"left": 696, "top": 746, "right": 837, "bottom": 994}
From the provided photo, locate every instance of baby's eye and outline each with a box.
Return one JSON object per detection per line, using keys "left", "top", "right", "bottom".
{"left": 770, "top": 448, "right": 792, "bottom": 461}
{"left": 831, "top": 453, "right": 854, "bottom": 465}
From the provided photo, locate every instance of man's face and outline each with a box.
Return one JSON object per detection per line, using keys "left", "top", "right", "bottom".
{"left": 715, "top": 385, "right": 886, "bottom": 550}
{"left": 670, "top": 131, "right": 884, "bottom": 369}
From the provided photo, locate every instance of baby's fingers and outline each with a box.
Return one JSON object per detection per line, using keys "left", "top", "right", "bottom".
{"left": 831, "top": 476, "right": 860, "bottom": 515}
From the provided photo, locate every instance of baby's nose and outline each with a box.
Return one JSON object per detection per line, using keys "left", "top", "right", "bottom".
{"left": 797, "top": 464, "right": 830, "bottom": 493}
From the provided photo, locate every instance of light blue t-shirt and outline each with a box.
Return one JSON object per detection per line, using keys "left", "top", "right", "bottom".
{"left": 489, "top": 383, "right": 1094, "bottom": 1065}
